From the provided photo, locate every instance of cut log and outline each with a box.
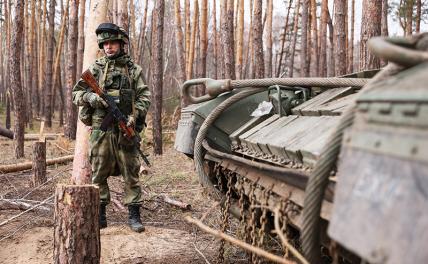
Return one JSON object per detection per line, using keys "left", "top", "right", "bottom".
{"left": 0, "top": 155, "right": 73, "bottom": 174}
{"left": 0, "top": 199, "right": 51, "bottom": 213}
{"left": 0, "top": 133, "right": 63, "bottom": 141}
{"left": 0, "top": 126, "right": 13, "bottom": 139}
{"left": 32, "top": 141, "right": 47, "bottom": 186}
{"left": 54, "top": 184, "right": 100, "bottom": 264}
{"left": 161, "top": 194, "right": 191, "bottom": 210}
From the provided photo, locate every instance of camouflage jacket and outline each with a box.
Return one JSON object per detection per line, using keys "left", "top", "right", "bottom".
{"left": 72, "top": 54, "right": 151, "bottom": 130}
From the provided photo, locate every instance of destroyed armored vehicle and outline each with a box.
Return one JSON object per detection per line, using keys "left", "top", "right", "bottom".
{"left": 175, "top": 35, "right": 428, "bottom": 263}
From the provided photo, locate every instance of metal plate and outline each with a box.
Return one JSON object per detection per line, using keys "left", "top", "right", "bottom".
{"left": 328, "top": 147, "right": 428, "bottom": 264}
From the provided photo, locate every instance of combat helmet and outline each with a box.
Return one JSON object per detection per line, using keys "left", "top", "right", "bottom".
{"left": 96, "top": 22, "right": 129, "bottom": 49}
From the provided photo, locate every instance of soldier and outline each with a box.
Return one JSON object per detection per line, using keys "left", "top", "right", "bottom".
{"left": 72, "top": 23, "right": 151, "bottom": 233}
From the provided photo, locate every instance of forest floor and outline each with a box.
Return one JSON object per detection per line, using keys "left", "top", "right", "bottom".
{"left": 0, "top": 121, "right": 249, "bottom": 263}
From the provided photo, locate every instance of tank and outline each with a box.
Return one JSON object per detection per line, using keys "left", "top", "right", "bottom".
{"left": 175, "top": 34, "right": 428, "bottom": 263}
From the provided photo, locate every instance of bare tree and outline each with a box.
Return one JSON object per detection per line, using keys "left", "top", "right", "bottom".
{"left": 76, "top": 0, "right": 86, "bottom": 76}
{"left": 221, "top": 0, "right": 235, "bottom": 79}
{"left": 10, "top": 0, "right": 25, "bottom": 158}
{"left": 334, "top": 0, "right": 347, "bottom": 76}
{"left": 118, "top": 0, "right": 129, "bottom": 31}
{"left": 416, "top": 0, "right": 421, "bottom": 33}
{"left": 213, "top": 0, "right": 219, "bottom": 79}
{"left": 151, "top": 0, "right": 165, "bottom": 155}
{"left": 348, "top": 0, "right": 355, "bottom": 73}
{"left": 186, "top": 0, "right": 198, "bottom": 80}
{"left": 405, "top": 0, "right": 414, "bottom": 35}
{"left": 300, "top": 0, "right": 309, "bottom": 77}
{"left": 265, "top": 0, "right": 273, "bottom": 77}
{"left": 252, "top": 0, "right": 264, "bottom": 78}
{"left": 288, "top": 0, "right": 301, "bottom": 77}
{"left": 137, "top": 0, "right": 149, "bottom": 65}
{"left": 319, "top": 0, "right": 328, "bottom": 76}
{"left": 45, "top": 0, "right": 56, "bottom": 127}
{"left": 360, "top": 0, "right": 381, "bottom": 70}
{"left": 174, "top": 0, "right": 189, "bottom": 107}
{"left": 236, "top": 0, "right": 244, "bottom": 79}
{"left": 65, "top": 0, "right": 79, "bottom": 139}
{"left": 276, "top": 0, "right": 293, "bottom": 77}
{"left": 310, "top": 0, "right": 318, "bottom": 76}
{"left": 327, "top": 10, "right": 335, "bottom": 76}
{"left": 381, "top": 0, "right": 389, "bottom": 67}
{"left": 200, "top": 0, "right": 208, "bottom": 82}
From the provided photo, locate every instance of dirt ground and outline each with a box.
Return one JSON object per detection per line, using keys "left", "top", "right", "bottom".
{"left": 0, "top": 133, "right": 248, "bottom": 263}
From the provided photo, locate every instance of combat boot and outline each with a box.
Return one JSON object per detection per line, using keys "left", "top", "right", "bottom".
{"left": 99, "top": 203, "right": 107, "bottom": 229}
{"left": 128, "top": 204, "right": 145, "bottom": 233}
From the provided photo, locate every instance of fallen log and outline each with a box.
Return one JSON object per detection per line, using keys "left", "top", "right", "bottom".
{"left": 161, "top": 194, "right": 191, "bottom": 210}
{"left": 0, "top": 133, "right": 63, "bottom": 141}
{"left": 0, "top": 199, "right": 51, "bottom": 213}
{"left": 0, "top": 155, "right": 74, "bottom": 174}
{"left": 0, "top": 126, "right": 13, "bottom": 139}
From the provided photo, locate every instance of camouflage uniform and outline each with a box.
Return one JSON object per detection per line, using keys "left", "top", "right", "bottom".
{"left": 72, "top": 54, "right": 151, "bottom": 206}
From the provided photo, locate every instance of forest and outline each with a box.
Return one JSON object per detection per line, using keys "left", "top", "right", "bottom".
{"left": 0, "top": 0, "right": 427, "bottom": 263}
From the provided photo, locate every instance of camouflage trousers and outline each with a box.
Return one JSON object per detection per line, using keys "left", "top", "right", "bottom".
{"left": 89, "top": 128, "right": 143, "bottom": 205}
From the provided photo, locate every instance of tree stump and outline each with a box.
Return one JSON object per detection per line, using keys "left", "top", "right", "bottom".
{"left": 54, "top": 185, "right": 100, "bottom": 264}
{"left": 32, "top": 141, "right": 47, "bottom": 186}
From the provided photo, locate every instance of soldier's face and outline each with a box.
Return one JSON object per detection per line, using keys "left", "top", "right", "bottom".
{"left": 103, "top": 40, "right": 121, "bottom": 57}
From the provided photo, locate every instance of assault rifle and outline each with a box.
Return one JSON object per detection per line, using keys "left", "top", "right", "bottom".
{"left": 81, "top": 69, "right": 151, "bottom": 167}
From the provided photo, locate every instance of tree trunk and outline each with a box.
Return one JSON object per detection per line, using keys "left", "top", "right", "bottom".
{"left": 4, "top": 0, "right": 11, "bottom": 129}
{"left": 310, "top": 0, "right": 319, "bottom": 76}
{"left": 200, "top": 0, "right": 208, "bottom": 84}
{"left": 118, "top": 0, "right": 129, "bottom": 32}
{"left": 186, "top": 0, "right": 198, "bottom": 80}
{"left": 276, "top": 0, "right": 293, "bottom": 77}
{"left": 137, "top": 0, "right": 149, "bottom": 65}
{"left": 416, "top": 0, "right": 421, "bottom": 33}
{"left": 32, "top": 0, "right": 40, "bottom": 118}
{"left": 300, "top": 0, "right": 309, "bottom": 77}
{"left": 45, "top": 0, "right": 56, "bottom": 127}
{"left": 405, "top": 0, "right": 414, "bottom": 35}
{"left": 360, "top": 0, "right": 381, "bottom": 70}
{"left": 174, "top": 0, "right": 188, "bottom": 107}
{"left": 220, "top": 0, "right": 235, "bottom": 80}
{"left": 54, "top": 185, "right": 100, "bottom": 264}
{"left": 184, "top": 0, "right": 191, "bottom": 73}
{"left": 319, "top": 0, "right": 328, "bottom": 77}
{"left": 327, "top": 10, "right": 335, "bottom": 76}
{"left": 213, "top": 0, "right": 218, "bottom": 79}
{"left": 252, "top": 0, "right": 264, "bottom": 78}
{"left": 32, "top": 141, "right": 47, "bottom": 186}
{"left": 72, "top": 0, "right": 108, "bottom": 184}
{"left": 39, "top": 0, "right": 47, "bottom": 118}
{"left": 76, "top": 0, "right": 86, "bottom": 77}
{"left": 53, "top": 0, "right": 69, "bottom": 128}
{"left": 334, "top": 0, "right": 347, "bottom": 76}
{"left": 265, "top": 0, "right": 273, "bottom": 77}
{"left": 348, "top": 0, "right": 355, "bottom": 73}
{"left": 380, "top": 0, "right": 389, "bottom": 67}
{"left": 129, "top": 0, "right": 137, "bottom": 59}
{"left": 235, "top": 0, "right": 244, "bottom": 79}
{"left": 10, "top": 0, "right": 26, "bottom": 158}
{"left": 65, "top": 0, "right": 79, "bottom": 139}
{"left": 151, "top": 0, "right": 165, "bottom": 155}
{"left": 243, "top": 0, "right": 254, "bottom": 78}
{"left": 288, "top": 0, "right": 301, "bottom": 77}
{"left": 24, "top": 1, "right": 33, "bottom": 129}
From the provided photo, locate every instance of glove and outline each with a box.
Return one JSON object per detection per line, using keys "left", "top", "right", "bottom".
{"left": 83, "top": 93, "right": 108, "bottom": 108}
{"left": 126, "top": 115, "right": 135, "bottom": 127}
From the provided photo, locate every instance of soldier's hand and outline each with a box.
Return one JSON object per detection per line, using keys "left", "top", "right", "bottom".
{"left": 83, "top": 93, "right": 108, "bottom": 108}
{"left": 127, "top": 115, "right": 135, "bottom": 127}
